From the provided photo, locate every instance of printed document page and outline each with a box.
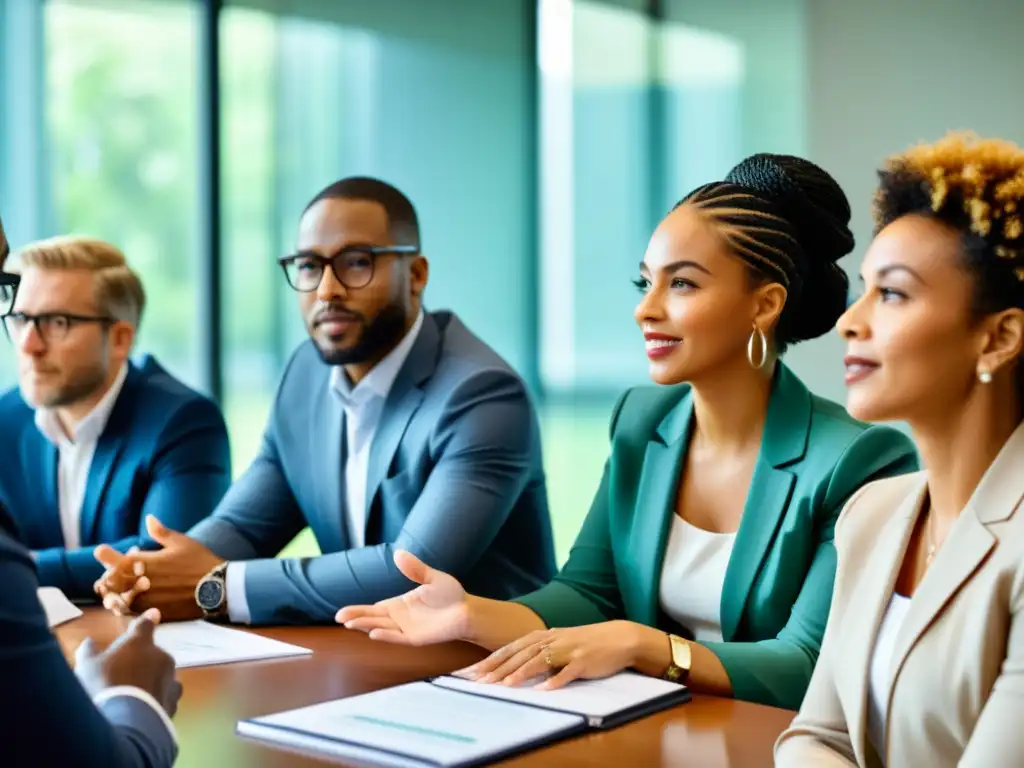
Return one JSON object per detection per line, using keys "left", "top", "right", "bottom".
{"left": 239, "top": 681, "right": 583, "bottom": 768}
{"left": 37, "top": 587, "right": 83, "bottom": 628}
{"left": 154, "top": 620, "right": 312, "bottom": 668}
{"left": 433, "top": 671, "right": 686, "bottom": 720}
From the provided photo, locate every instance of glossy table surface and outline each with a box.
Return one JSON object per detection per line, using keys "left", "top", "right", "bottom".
{"left": 56, "top": 609, "right": 795, "bottom": 767}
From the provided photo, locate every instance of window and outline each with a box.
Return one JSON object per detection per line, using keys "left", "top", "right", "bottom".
{"left": 45, "top": 0, "right": 201, "bottom": 386}
{"left": 220, "top": 0, "right": 539, "bottom": 555}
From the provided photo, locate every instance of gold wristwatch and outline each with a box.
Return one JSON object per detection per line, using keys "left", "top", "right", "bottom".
{"left": 663, "top": 634, "right": 692, "bottom": 683}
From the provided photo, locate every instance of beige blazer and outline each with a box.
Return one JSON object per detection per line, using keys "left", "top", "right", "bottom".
{"left": 775, "top": 422, "right": 1024, "bottom": 768}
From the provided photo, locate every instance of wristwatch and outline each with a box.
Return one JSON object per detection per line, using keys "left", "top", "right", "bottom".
{"left": 195, "top": 562, "right": 229, "bottom": 621}
{"left": 663, "top": 634, "right": 692, "bottom": 683}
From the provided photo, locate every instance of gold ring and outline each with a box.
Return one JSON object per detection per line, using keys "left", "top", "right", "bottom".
{"left": 544, "top": 646, "right": 553, "bottom": 667}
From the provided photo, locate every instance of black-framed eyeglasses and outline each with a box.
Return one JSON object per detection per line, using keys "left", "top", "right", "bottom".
{"left": 0, "top": 272, "right": 18, "bottom": 316}
{"left": 2, "top": 311, "right": 116, "bottom": 344}
{"left": 278, "top": 245, "right": 419, "bottom": 293}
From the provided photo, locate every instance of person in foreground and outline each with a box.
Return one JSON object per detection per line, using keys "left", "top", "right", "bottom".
{"left": 94, "top": 177, "right": 555, "bottom": 625}
{"left": 775, "top": 132, "right": 1024, "bottom": 766}
{"left": 0, "top": 215, "right": 182, "bottom": 768}
{"left": 339, "top": 155, "right": 918, "bottom": 710}
{"left": 0, "top": 236, "right": 231, "bottom": 599}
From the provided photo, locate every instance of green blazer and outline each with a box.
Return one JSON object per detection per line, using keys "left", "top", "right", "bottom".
{"left": 516, "top": 364, "right": 918, "bottom": 710}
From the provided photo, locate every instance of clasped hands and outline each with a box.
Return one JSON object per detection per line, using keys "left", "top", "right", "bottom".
{"left": 95, "top": 536, "right": 669, "bottom": 690}
{"left": 337, "top": 550, "right": 669, "bottom": 690}
{"left": 92, "top": 515, "right": 225, "bottom": 621}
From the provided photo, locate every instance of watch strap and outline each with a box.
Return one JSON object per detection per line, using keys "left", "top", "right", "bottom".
{"left": 663, "top": 634, "right": 692, "bottom": 683}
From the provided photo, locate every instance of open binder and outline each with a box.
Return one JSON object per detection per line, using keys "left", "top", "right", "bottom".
{"left": 237, "top": 671, "right": 690, "bottom": 767}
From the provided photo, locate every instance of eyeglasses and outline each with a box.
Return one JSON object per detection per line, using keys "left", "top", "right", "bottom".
{"left": 278, "top": 245, "right": 419, "bottom": 293}
{"left": 2, "top": 311, "right": 116, "bottom": 344}
{"left": 0, "top": 272, "right": 18, "bottom": 316}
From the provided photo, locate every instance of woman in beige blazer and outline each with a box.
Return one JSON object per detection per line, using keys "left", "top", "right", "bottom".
{"left": 776, "top": 132, "right": 1024, "bottom": 767}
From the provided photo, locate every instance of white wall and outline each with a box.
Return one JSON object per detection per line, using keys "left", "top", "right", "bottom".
{"left": 796, "top": 0, "right": 1024, "bottom": 402}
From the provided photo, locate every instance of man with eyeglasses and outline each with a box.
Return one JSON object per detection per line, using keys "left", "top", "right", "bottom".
{"left": 0, "top": 213, "right": 182, "bottom": 767}
{"left": 0, "top": 235, "right": 231, "bottom": 600}
{"left": 94, "top": 176, "right": 556, "bottom": 626}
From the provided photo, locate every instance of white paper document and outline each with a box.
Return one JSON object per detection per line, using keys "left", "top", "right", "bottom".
{"left": 37, "top": 587, "right": 83, "bottom": 628}
{"left": 154, "top": 620, "right": 312, "bottom": 669}
{"left": 237, "top": 680, "right": 583, "bottom": 768}
{"left": 433, "top": 671, "right": 686, "bottom": 722}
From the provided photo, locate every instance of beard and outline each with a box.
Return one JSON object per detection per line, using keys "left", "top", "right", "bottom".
{"left": 25, "top": 360, "right": 108, "bottom": 410}
{"left": 312, "top": 301, "right": 410, "bottom": 366}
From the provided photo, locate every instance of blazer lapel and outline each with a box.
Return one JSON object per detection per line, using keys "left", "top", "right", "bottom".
{"left": 632, "top": 389, "right": 693, "bottom": 627}
{"left": 838, "top": 479, "right": 925, "bottom": 763}
{"left": 39, "top": 442, "right": 59, "bottom": 528}
{"left": 315, "top": 384, "right": 348, "bottom": 553}
{"left": 720, "top": 364, "right": 810, "bottom": 640}
{"left": 79, "top": 368, "right": 139, "bottom": 545}
{"left": 888, "top": 513, "right": 994, "bottom": 685}
{"left": 363, "top": 315, "right": 439, "bottom": 529}
{"left": 79, "top": 431, "right": 126, "bottom": 545}
{"left": 24, "top": 433, "right": 60, "bottom": 545}
{"left": 887, "top": 423, "right": 1024, "bottom": 700}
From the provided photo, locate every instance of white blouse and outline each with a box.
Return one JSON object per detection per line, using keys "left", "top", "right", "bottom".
{"left": 867, "top": 593, "right": 913, "bottom": 763}
{"left": 658, "top": 515, "right": 737, "bottom": 643}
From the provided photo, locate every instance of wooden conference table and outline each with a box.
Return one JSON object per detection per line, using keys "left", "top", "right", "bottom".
{"left": 57, "top": 609, "right": 795, "bottom": 767}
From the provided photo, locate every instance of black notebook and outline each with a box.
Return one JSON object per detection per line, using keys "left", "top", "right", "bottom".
{"left": 237, "top": 671, "right": 690, "bottom": 767}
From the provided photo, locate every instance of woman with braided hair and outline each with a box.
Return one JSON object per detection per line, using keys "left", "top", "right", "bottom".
{"left": 777, "top": 133, "right": 1024, "bottom": 766}
{"left": 337, "top": 154, "right": 917, "bottom": 710}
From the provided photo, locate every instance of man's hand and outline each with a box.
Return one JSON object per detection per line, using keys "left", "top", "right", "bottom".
{"left": 75, "top": 608, "right": 183, "bottom": 717}
{"left": 336, "top": 550, "right": 471, "bottom": 646}
{"left": 94, "top": 515, "right": 225, "bottom": 622}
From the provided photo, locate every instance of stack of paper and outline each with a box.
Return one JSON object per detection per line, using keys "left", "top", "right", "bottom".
{"left": 238, "top": 681, "right": 583, "bottom": 768}
{"left": 238, "top": 671, "right": 690, "bottom": 767}
{"left": 153, "top": 620, "right": 312, "bottom": 668}
{"left": 38, "top": 587, "right": 83, "bottom": 628}
{"left": 433, "top": 671, "right": 686, "bottom": 727}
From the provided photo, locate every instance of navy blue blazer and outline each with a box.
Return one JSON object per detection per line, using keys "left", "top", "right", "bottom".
{"left": 0, "top": 355, "right": 231, "bottom": 598}
{"left": 0, "top": 503, "right": 177, "bottom": 767}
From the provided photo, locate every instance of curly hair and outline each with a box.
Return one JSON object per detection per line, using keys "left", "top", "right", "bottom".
{"left": 875, "top": 131, "right": 1024, "bottom": 400}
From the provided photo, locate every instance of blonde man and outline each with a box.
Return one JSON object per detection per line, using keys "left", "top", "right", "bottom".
{"left": 0, "top": 235, "right": 231, "bottom": 598}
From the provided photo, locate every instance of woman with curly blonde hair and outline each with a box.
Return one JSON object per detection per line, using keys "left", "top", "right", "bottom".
{"left": 776, "top": 132, "right": 1024, "bottom": 767}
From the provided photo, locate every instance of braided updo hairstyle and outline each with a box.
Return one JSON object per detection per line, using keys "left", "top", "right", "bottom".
{"left": 874, "top": 131, "right": 1024, "bottom": 404}
{"left": 675, "top": 154, "right": 855, "bottom": 352}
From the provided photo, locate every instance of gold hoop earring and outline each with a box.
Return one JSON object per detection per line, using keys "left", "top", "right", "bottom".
{"left": 978, "top": 368, "right": 993, "bottom": 384}
{"left": 747, "top": 325, "right": 768, "bottom": 370}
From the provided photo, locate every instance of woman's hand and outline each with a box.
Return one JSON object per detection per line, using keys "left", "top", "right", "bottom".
{"left": 336, "top": 550, "right": 470, "bottom": 646}
{"left": 454, "top": 620, "right": 670, "bottom": 690}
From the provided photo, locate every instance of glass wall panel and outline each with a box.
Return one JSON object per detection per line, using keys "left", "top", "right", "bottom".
{"left": 0, "top": 0, "right": 46, "bottom": 390}
{"left": 44, "top": 0, "right": 201, "bottom": 386}
{"left": 220, "top": 0, "right": 536, "bottom": 554}
{"left": 537, "top": 0, "right": 655, "bottom": 555}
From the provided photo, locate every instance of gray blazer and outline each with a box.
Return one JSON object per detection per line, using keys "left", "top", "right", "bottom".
{"left": 190, "top": 310, "right": 556, "bottom": 624}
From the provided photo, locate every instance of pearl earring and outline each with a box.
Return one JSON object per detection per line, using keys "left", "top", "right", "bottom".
{"left": 978, "top": 369, "right": 993, "bottom": 384}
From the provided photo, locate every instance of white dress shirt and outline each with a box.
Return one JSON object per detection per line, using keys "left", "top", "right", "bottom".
{"left": 658, "top": 515, "right": 737, "bottom": 643}
{"left": 226, "top": 311, "right": 425, "bottom": 623}
{"left": 35, "top": 364, "right": 129, "bottom": 549}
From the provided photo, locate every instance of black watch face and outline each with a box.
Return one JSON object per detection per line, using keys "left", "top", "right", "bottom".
{"left": 197, "top": 579, "right": 224, "bottom": 610}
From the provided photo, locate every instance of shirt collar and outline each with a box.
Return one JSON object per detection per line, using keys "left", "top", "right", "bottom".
{"left": 331, "top": 310, "right": 425, "bottom": 409}
{"left": 35, "top": 363, "right": 130, "bottom": 446}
